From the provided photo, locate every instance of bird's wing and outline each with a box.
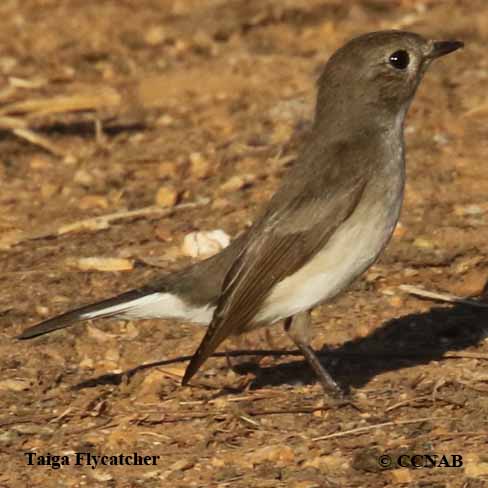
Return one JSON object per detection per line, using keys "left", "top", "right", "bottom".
{"left": 182, "top": 171, "right": 369, "bottom": 384}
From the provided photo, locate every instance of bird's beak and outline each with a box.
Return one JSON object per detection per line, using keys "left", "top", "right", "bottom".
{"left": 426, "top": 40, "right": 464, "bottom": 59}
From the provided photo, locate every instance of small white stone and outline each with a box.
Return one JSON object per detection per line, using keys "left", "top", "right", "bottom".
{"left": 181, "top": 230, "right": 230, "bottom": 259}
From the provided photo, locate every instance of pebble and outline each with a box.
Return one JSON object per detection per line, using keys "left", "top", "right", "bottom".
{"left": 192, "top": 30, "right": 216, "bottom": 55}
{"left": 73, "top": 169, "right": 94, "bottom": 186}
{"left": 389, "top": 470, "right": 413, "bottom": 484}
{"left": 181, "top": 229, "right": 230, "bottom": 259}
{"left": 189, "top": 152, "right": 212, "bottom": 179}
{"left": 365, "top": 270, "right": 382, "bottom": 282}
{"left": 220, "top": 174, "right": 255, "bottom": 193}
{"left": 403, "top": 268, "right": 418, "bottom": 277}
{"left": 156, "top": 114, "right": 175, "bottom": 127}
{"left": 388, "top": 295, "right": 403, "bottom": 307}
{"left": 433, "top": 132, "right": 449, "bottom": 145}
{"left": 86, "top": 325, "right": 117, "bottom": 341}
{"left": 35, "top": 305, "right": 50, "bottom": 317}
{"left": 211, "top": 458, "right": 225, "bottom": 468}
{"left": 79, "top": 356, "right": 94, "bottom": 369}
{"left": 79, "top": 195, "right": 109, "bottom": 209}
{"left": 393, "top": 221, "right": 406, "bottom": 238}
{"left": 413, "top": 237, "right": 435, "bottom": 249}
{"left": 144, "top": 26, "right": 167, "bottom": 46}
{"left": 155, "top": 186, "right": 178, "bottom": 207}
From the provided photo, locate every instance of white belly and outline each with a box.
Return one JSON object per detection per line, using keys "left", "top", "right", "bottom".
{"left": 255, "top": 193, "right": 402, "bottom": 323}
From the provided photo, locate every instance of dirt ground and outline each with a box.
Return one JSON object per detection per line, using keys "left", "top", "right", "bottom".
{"left": 1, "top": 0, "right": 488, "bottom": 486}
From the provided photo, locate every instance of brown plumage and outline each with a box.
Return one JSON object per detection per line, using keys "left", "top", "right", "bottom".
{"left": 18, "top": 31, "right": 463, "bottom": 397}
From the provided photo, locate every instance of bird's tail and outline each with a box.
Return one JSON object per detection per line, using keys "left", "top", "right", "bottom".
{"left": 17, "top": 237, "right": 233, "bottom": 341}
{"left": 17, "top": 289, "right": 147, "bottom": 340}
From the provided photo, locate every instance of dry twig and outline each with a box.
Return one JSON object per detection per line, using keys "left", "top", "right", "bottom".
{"left": 399, "top": 284, "right": 488, "bottom": 308}
{"left": 13, "top": 127, "right": 71, "bottom": 158}
{"left": 312, "top": 416, "right": 442, "bottom": 441}
{"left": 3, "top": 198, "right": 209, "bottom": 249}
{"left": 0, "top": 84, "right": 124, "bottom": 156}
{"left": 385, "top": 395, "right": 432, "bottom": 412}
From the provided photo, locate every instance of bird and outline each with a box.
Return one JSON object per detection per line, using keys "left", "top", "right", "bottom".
{"left": 17, "top": 31, "right": 463, "bottom": 397}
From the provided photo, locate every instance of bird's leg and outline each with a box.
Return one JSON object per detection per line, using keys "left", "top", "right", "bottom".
{"left": 284, "top": 311, "right": 344, "bottom": 398}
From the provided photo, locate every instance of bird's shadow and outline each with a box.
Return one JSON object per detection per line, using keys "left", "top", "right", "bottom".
{"left": 252, "top": 302, "right": 488, "bottom": 391}
{"left": 72, "top": 300, "right": 488, "bottom": 393}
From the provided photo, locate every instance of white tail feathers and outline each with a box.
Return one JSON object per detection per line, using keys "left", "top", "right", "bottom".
{"left": 18, "top": 291, "right": 214, "bottom": 340}
{"left": 81, "top": 292, "right": 214, "bottom": 324}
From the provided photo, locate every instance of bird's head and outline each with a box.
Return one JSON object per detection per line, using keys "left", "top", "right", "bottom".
{"left": 315, "top": 30, "right": 463, "bottom": 130}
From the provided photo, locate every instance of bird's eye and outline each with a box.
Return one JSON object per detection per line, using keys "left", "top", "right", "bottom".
{"left": 389, "top": 50, "right": 410, "bottom": 70}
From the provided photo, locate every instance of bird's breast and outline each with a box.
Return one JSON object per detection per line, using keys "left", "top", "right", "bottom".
{"left": 256, "top": 157, "right": 405, "bottom": 324}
